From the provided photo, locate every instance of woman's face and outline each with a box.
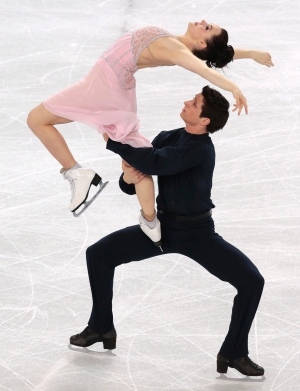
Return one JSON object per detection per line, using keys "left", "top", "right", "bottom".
{"left": 187, "top": 20, "right": 222, "bottom": 43}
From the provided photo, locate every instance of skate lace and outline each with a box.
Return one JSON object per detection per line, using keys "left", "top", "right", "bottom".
{"left": 65, "top": 175, "right": 76, "bottom": 201}
{"left": 243, "top": 356, "right": 259, "bottom": 369}
{"left": 75, "top": 326, "right": 93, "bottom": 338}
{"left": 69, "top": 181, "right": 76, "bottom": 202}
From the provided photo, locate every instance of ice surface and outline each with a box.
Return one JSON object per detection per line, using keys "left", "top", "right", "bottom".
{"left": 0, "top": 0, "right": 300, "bottom": 390}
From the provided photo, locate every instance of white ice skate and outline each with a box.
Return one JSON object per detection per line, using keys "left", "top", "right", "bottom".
{"left": 61, "top": 167, "right": 108, "bottom": 217}
{"left": 139, "top": 213, "right": 162, "bottom": 250}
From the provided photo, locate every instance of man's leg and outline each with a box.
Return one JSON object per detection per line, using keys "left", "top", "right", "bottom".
{"left": 179, "top": 223, "right": 264, "bottom": 367}
{"left": 70, "top": 224, "right": 163, "bottom": 348}
{"left": 202, "top": 236, "right": 264, "bottom": 360}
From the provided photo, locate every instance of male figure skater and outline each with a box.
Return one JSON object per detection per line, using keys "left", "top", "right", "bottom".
{"left": 70, "top": 86, "right": 265, "bottom": 377}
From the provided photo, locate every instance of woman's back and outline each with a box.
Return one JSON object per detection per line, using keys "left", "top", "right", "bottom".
{"left": 101, "top": 26, "right": 178, "bottom": 89}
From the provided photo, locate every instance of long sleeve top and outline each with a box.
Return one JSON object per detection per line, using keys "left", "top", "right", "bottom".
{"left": 106, "top": 127, "right": 216, "bottom": 215}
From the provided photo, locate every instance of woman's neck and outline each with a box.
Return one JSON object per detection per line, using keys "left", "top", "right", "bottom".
{"left": 176, "top": 35, "right": 194, "bottom": 51}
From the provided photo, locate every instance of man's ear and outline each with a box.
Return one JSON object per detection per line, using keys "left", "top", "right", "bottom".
{"left": 200, "top": 117, "right": 210, "bottom": 126}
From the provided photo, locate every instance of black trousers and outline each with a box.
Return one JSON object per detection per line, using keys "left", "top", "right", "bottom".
{"left": 86, "top": 214, "right": 264, "bottom": 360}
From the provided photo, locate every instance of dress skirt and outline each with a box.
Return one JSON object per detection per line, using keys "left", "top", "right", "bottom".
{"left": 43, "top": 58, "right": 151, "bottom": 148}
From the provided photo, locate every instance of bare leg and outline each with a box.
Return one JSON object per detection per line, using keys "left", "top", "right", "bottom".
{"left": 135, "top": 175, "right": 156, "bottom": 220}
{"left": 27, "top": 103, "right": 76, "bottom": 169}
{"left": 27, "top": 104, "right": 105, "bottom": 214}
{"left": 135, "top": 176, "right": 161, "bottom": 246}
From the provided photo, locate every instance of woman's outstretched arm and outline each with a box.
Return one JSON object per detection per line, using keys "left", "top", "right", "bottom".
{"left": 170, "top": 46, "right": 248, "bottom": 115}
{"left": 233, "top": 48, "right": 274, "bottom": 67}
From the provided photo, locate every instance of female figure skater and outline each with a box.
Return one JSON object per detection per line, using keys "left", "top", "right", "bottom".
{"left": 27, "top": 21, "right": 273, "bottom": 245}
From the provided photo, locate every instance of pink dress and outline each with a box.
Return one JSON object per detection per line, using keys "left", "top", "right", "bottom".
{"left": 43, "top": 26, "right": 177, "bottom": 148}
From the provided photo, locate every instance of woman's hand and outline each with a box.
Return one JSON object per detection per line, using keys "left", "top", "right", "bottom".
{"left": 233, "top": 48, "right": 274, "bottom": 68}
{"left": 232, "top": 88, "right": 248, "bottom": 115}
{"left": 252, "top": 51, "right": 274, "bottom": 67}
{"left": 122, "top": 160, "right": 146, "bottom": 185}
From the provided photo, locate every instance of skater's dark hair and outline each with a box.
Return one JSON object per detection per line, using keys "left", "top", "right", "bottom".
{"left": 192, "top": 28, "right": 234, "bottom": 69}
{"left": 200, "top": 85, "right": 229, "bottom": 133}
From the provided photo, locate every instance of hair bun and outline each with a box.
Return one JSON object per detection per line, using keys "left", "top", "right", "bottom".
{"left": 206, "top": 45, "right": 234, "bottom": 69}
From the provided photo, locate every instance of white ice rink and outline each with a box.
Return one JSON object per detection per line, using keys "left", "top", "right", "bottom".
{"left": 1, "top": 0, "right": 300, "bottom": 390}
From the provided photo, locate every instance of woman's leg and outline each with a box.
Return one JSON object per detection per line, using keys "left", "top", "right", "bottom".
{"left": 135, "top": 176, "right": 161, "bottom": 245}
{"left": 135, "top": 175, "right": 155, "bottom": 219}
{"left": 27, "top": 103, "right": 102, "bottom": 213}
{"left": 27, "top": 103, "right": 76, "bottom": 169}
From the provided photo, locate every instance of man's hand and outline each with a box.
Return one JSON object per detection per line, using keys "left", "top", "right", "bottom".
{"left": 122, "top": 159, "right": 146, "bottom": 185}
{"left": 102, "top": 133, "right": 109, "bottom": 142}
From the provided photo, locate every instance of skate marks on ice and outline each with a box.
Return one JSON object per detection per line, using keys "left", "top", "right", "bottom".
{"left": 1, "top": 0, "right": 300, "bottom": 390}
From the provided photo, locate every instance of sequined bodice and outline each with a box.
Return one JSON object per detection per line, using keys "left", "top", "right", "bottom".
{"left": 101, "top": 26, "right": 177, "bottom": 90}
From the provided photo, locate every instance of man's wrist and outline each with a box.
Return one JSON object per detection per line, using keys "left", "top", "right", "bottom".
{"left": 106, "top": 138, "right": 113, "bottom": 150}
{"left": 119, "top": 173, "right": 136, "bottom": 195}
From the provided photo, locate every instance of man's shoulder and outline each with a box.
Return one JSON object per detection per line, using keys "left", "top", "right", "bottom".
{"left": 153, "top": 127, "right": 184, "bottom": 143}
{"left": 184, "top": 133, "right": 215, "bottom": 160}
{"left": 160, "top": 127, "right": 184, "bottom": 135}
{"left": 183, "top": 131, "right": 213, "bottom": 146}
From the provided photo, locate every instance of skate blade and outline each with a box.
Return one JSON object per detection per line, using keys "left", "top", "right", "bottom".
{"left": 68, "top": 344, "right": 115, "bottom": 356}
{"left": 73, "top": 181, "right": 109, "bottom": 217}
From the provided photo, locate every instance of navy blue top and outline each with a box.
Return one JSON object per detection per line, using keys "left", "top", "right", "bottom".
{"left": 106, "top": 127, "right": 215, "bottom": 215}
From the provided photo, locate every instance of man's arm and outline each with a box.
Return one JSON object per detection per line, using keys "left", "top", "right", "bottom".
{"left": 119, "top": 160, "right": 147, "bottom": 195}
{"left": 107, "top": 138, "right": 202, "bottom": 176}
{"left": 119, "top": 172, "right": 136, "bottom": 195}
{"left": 103, "top": 133, "right": 151, "bottom": 195}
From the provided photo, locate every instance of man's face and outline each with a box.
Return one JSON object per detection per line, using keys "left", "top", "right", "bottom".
{"left": 180, "top": 93, "right": 204, "bottom": 126}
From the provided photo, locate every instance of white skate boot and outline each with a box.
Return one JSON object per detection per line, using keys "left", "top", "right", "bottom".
{"left": 139, "top": 213, "right": 162, "bottom": 249}
{"left": 61, "top": 167, "right": 108, "bottom": 217}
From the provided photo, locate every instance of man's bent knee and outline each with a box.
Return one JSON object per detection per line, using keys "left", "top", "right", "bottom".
{"left": 86, "top": 244, "right": 96, "bottom": 263}
{"left": 86, "top": 242, "right": 107, "bottom": 265}
{"left": 257, "top": 273, "right": 265, "bottom": 292}
{"left": 244, "top": 271, "right": 264, "bottom": 295}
